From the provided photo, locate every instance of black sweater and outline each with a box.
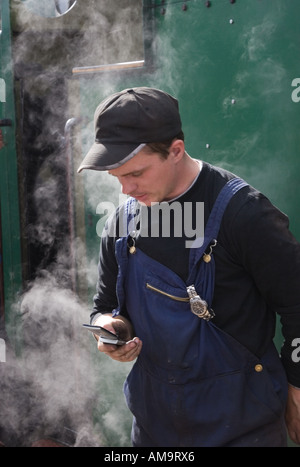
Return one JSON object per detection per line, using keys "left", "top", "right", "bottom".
{"left": 92, "top": 162, "right": 300, "bottom": 386}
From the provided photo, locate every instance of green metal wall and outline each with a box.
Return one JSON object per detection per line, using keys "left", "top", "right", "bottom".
{"left": 0, "top": 0, "right": 22, "bottom": 336}
{"left": 151, "top": 0, "right": 300, "bottom": 239}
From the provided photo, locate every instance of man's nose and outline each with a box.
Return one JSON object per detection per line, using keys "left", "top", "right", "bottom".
{"left": 120, "top": 178, "right": 137, "bottom": 195}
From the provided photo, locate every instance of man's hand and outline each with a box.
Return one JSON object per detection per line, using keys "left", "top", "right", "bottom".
{"left": 93, "top": 314, "right": 142, "bottom": 362}
{"left": 285, "top": 384, "right": 300, "bottom": 444}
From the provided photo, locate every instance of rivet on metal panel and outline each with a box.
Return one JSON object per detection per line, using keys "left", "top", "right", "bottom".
{"left": 229, "top": 19, "right": 234, "bottom": 24}
{"left": 182, "top": 3, "right": 188, "bottom": 11}
{"left": 206, "top": 143, "right": 210, "bottom": 149}
{"left": 205, "top": 1, "right": 211, "bottom": 7}
{"left": 161, "top": 7, "right": 166, "bottom": 15}
{"left": 230, "top": 0, "right": 236, "bottom": 4}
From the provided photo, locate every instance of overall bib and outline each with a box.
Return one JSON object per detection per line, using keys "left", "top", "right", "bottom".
{"left": 114, "top": 178, "right": 288, "bottom": 447}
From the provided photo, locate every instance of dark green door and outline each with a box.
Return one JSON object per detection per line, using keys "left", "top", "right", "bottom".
{"left": 0, "top": 0, "right": 22, "bottom": 337}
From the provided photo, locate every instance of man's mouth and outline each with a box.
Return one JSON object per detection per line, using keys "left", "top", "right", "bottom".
{"left": 132, "top": 193, "right": 147, "bottom": 201}
{"left": 131, "top": 193, "right": 152, "bottom": 205}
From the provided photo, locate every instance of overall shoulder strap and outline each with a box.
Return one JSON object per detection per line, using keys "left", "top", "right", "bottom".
{"left": 187, "top": 177, "right": 248, "bottom": 305}
{"left": 202, "top": 177, "right": 248, "bottom": 240}
{"left": 114, "top": 197, "right": 138, "bottom": 316}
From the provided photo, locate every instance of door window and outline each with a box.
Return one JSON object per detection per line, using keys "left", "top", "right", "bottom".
{"left": 21, "top": 0, "right": 77, "bottom": 18}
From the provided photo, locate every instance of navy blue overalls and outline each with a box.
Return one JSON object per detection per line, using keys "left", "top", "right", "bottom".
{"left": 113, "top": 178, "right": 288, "bottom": 447}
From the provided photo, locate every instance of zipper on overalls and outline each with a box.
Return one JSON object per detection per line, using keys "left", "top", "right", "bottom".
{"left": 146, "top": 283, "right": 190, "bottom": 302}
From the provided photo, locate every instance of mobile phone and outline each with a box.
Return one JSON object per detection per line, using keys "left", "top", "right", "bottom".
{"left": 82, "top": 324, "right": 126, "bottom": 345}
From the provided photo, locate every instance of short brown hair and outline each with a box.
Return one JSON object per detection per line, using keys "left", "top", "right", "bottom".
{"left": 144, "top": 131, "right": 185, "bottom": 159}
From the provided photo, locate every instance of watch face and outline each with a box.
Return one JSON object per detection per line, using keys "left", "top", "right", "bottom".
{"left": 186, "top": 286, "right": 214, "bottom": 321}
{"left": 190, "top": 297, "right": 207, "bottom": 316}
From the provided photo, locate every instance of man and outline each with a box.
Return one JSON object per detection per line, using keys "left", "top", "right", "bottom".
{"left": 78, "top": 87, "right": 300, "bottom": 447}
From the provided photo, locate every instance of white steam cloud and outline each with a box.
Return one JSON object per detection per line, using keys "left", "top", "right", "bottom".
{"left": 0, "top": 0, "right": 144, "bottom": 447}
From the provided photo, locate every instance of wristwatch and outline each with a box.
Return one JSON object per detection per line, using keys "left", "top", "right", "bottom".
{"left": 186, "top": 285, "right": 215, "bottom": 321}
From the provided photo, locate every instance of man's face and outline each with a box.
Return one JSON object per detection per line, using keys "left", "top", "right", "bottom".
{"left": 108, "top": 147, "right": 179, "bottom": 206}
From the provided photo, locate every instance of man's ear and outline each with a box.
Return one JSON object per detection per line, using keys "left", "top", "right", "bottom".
{"left": 169, "top": 139, "right": 185, "bottom": 163}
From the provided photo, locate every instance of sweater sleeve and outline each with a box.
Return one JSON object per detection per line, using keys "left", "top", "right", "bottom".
{"left": 90, "top": 215, "right": 120, "bottom": 323}
{"left": 228, "top": 192, "right": 300, "bottom": 386}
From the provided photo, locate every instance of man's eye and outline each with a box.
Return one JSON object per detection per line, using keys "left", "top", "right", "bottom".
{"left": 132, "top": 172, "right": 142, "bottom": 177}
